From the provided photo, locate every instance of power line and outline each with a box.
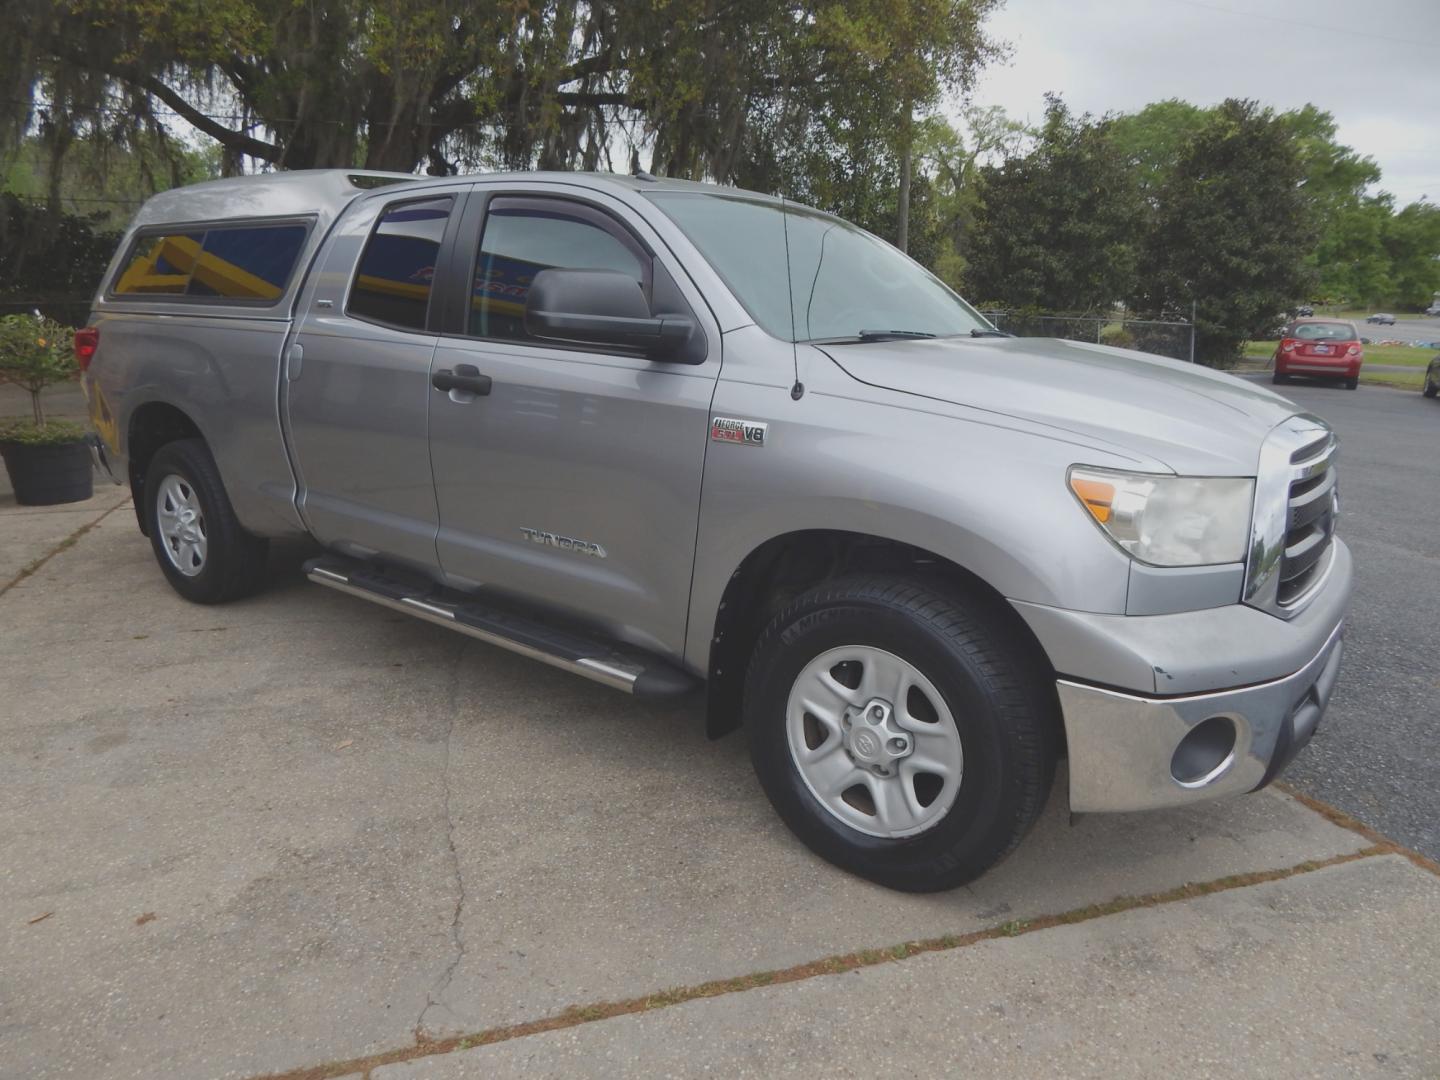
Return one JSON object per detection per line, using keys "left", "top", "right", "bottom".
{"left": 1167, "top": 0, "right": 1439, "bottom": 50}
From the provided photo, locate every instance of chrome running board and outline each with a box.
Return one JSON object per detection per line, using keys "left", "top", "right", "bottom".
{"left": 304, "top": 557, "right": 696, "bottom": 697}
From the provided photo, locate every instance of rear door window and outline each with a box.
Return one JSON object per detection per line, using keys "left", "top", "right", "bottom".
{"left": 347, "top": 196, "right": 455, "bottom": 331}
{"left": 468, "top": 197, "right": 647, "bottom": 342}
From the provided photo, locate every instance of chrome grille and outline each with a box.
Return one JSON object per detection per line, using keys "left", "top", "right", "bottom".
{"left": 1245, "top": 416, "right": 1338, "bottom": 618}
{"left": 1275, "top": 438, "right": 1338, "bottom": 606}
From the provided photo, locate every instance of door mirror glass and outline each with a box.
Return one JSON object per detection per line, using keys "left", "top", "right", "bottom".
{"left": 524, "top": 269, "right": 695, "bottom": 360}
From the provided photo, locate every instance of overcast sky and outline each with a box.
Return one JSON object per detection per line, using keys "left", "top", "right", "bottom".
{"left": 960, "top": 0, "right": 1439, "bottom": 206}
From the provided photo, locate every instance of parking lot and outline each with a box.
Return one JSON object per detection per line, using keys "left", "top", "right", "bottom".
{"left": 2, "top": 380, "right": 1438, "bottom": 1079}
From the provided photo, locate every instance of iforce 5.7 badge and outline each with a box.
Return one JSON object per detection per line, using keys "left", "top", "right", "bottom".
{"left": 710, "top": 416, "right": 768, "bottom": 447}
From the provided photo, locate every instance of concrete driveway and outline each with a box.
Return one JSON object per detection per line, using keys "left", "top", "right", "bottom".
{"left": 2, "top": 385, "right": 1437, "bottom": 1079}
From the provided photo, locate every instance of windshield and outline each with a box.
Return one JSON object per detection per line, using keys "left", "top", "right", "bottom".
{"left": 646, "top": 191, "right": 991, "bottom": 342}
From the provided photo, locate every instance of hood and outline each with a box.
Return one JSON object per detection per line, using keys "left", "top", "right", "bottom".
{"left": 819, "top": 335, "right": 1301, "bottom": 475}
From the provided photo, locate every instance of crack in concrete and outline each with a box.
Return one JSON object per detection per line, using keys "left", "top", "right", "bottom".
{"left": 416, "top": 640, "right": 471, "bottom": 1042}
{"left": 246, "top": 844, "right": 1402, "bottom": 1080}
{"left": 0, "top": 498, "right": 131, "bottom": 599}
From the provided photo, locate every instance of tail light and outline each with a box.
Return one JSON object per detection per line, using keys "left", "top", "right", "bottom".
{"left": 1346, "top": 345, "right": 1360, "bottom": 357}
{"left": 1281, "top": 340, "right": 1296, "bottom": 352}
{"left": 73, "top": 327, "right": 99, "bottom": 370}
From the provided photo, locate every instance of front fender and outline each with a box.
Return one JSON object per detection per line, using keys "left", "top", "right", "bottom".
{"left": 683, "top": 347, "right": 1141, "bottom": 673}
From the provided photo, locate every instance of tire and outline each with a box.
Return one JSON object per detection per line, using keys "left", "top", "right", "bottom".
{"left": 143, "top": 438, "right": 268, "bottom": 604}
{"left": 1424, "top": 372, "right": 1437, "bottom": 398}
{"left": 1345, "top": 378, "right": 1358, "bottom": 390}
{"left": 1272, "top": 371, "right": 1288, "bottom": 384}
{"left": 743, "top": 576, "right": 1057, "bottom": 892}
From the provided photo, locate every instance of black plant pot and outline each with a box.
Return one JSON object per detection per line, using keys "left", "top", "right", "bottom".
{"left": 0, "top": 438, "right": 94, "bottom": 506}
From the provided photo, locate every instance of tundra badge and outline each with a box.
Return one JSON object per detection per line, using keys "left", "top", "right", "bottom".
{"left": 520, "top": 528, "right": 607, "bottom": 558}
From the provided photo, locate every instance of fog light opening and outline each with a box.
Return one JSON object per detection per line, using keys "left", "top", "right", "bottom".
{"left": 1171, "top": 716, "right": 1237, "bottom": 788}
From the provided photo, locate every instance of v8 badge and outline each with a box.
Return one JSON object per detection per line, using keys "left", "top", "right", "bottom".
{"left": 710, "top": 416, "right": 768, "bottom": 447}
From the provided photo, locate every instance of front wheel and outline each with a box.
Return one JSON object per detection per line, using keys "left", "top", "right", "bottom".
{"left": 144, "top": 438, "right": 268, "bottom": 604}
{"left": 744, "top": 577, "right": 1057, "bottom": 892}
{"left": 1424, "top": 371, "right": 1437, "bottom": 398}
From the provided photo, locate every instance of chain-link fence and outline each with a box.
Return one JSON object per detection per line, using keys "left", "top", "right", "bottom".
{"left": 980, "top": 311, "right": 1196, "bottom": 363}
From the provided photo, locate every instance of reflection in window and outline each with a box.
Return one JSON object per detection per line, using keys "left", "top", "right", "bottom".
{"left": 469, "top": 200, "right": 643, "bottom": 341}
{"left": 113, "top": 232, "right": 207, "bottom": 295}
{"left": 185, "top": 225, "right": 307, "bottom": 300}
{"left": 348, "top": 197, "right": 454, "bottom": 331}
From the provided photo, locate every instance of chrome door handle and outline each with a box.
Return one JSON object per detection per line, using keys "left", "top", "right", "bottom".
{"left": 285, "top": 342, "right": 304, "bottom": 381}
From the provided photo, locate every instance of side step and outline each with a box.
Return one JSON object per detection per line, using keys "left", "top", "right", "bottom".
{"left": 303, "top": 556, "right": 697, "bottom": 698}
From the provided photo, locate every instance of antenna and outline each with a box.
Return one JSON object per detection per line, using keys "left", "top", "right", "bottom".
{"left": 780, "top": 197, "right": 804, "bottom": 400}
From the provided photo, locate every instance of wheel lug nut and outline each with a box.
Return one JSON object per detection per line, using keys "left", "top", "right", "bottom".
{"left": 870, "top": 705, "right": 884, "bottom": 720}
{"left": 888, "top": 738, "right": 906, "bottom": 753}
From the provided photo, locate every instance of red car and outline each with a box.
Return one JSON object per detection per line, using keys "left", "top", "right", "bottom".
{"left": 1273, "top": 319, "right": 1362, "bottom": 390}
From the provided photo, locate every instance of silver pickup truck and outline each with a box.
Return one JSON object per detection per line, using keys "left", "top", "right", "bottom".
{"left": 80, "top": 169, "right": 1351, "bottom": 892}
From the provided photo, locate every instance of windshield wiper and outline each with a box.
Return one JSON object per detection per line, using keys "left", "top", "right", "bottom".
{"left": 854, "top": 329, "right": 938, "bottom": 342}
{"left": 970, "top": 328, "right": 1012, "bottom": 338}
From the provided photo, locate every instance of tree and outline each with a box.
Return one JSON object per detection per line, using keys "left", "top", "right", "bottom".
{"left": 3, "top": 0, "right": 1002, "bottom": 212}
{"left": 913, "top": 106, "right": 1030, "bottom": 287}
{"left": 1383, "top": 201, "right": 1440, "bottom": 309}
{"left": 964, "top": 95, "right": 1140, "bottom": 313}
{"left": 1129, "top": 99, "right": 1316, "bottom": 365}
{"left": 1108, "top": 98, "right": 1208, "bottom": 202}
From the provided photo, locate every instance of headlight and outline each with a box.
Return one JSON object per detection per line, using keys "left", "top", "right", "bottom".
{"left": 1068, "top": 467, "right": 1254, "bottom": 567}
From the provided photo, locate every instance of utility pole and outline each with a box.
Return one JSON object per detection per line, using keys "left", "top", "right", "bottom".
{"left": 1189, "top": 298, "right": 1197, "bottom": 363}
{"left": 897, "top": 100, "right": 913, "bottom": 254}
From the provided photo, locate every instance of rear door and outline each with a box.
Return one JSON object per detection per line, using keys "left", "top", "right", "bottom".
{"left": 283, "top": 187, "right": 466, "bottom": 569}
{"left": 425, "top": 185, "right": 721, "bottom": 657}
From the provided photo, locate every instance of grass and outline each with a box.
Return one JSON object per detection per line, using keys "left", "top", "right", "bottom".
{"left": 1242, "top": 340, "right": 1435, "bottom": 368}
{"left": 1359, "top": 370, "right": 1426, "bottom": 391}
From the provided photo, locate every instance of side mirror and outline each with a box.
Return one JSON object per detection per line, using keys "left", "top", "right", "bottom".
{"left": 524, "top": 268, "right": 696, "bottom": 361}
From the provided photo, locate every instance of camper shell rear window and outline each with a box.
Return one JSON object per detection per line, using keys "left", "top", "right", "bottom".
{"left": 108, "top": 218, "right": 313, "bottom": 305}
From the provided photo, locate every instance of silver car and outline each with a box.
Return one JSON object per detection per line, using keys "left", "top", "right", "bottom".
{"left": 79, "top": 170, "right": 1351, "bottom": 891}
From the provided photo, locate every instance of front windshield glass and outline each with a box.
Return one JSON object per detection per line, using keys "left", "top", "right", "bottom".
{"left": 646, "top": 191, "right": 991, "bottom": 342}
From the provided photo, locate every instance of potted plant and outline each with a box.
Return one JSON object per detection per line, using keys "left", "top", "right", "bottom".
{"left": 0, "top": 313, "right": 94, "bottom": 506}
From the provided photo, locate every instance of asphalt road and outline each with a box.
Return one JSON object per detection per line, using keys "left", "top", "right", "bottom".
{"left": 1240, "top": 374, "right": 1440, "bottom": 861}
{"left": 1354, "top": 313, "right": 1440, "bottom": 347}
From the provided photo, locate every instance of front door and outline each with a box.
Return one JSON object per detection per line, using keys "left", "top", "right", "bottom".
{"left": 284, "top": 189, "right": 464, "bottom": 569}
{"left": 427, "top": 188, "right": 720, "bottom": 658}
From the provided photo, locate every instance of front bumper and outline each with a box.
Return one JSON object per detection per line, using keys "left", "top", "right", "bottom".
{"left": 1012, "top": 538, "right": 1353, "bottom": 813}
{"left": 1056, "top": 622, "right": 1342, "bottom": 811}
{"left": 84, "top": 433, "right": 121, "bottom": 485}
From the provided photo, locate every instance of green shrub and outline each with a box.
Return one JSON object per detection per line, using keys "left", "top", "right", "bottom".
{"left": 1100, "top": 324, "right": 1137, "bottom": 350}
{"left": 0, "top": 417, "right": 88, "bottom": 445}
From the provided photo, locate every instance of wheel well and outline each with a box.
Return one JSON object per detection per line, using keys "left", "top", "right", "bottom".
{"left": 127, "top": 402, "right": 202, "bottom": 535}
{"left": 704, "top": 530, "right": 1062, "bottom": 747}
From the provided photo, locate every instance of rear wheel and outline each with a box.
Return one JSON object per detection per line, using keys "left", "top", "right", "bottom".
{"left": 1345, "top": 377, "right": 1358, "bottom": 390}
{"left": 744, "top": 576, "right": 1057, "bottom": 892}
{"left": 144, "top": 439, "right": 268, "bottom": 604}
{"left": 1272, "top": 371, "right": 1289, "bottom": 384}
{"left": 1424, "top": 370, "right": 1438, "bottom": 398}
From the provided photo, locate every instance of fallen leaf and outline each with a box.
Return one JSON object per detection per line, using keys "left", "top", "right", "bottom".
{"left": 334, "top": 739, "right": 354, "bottom": 751}
{"left": 135, "top": 912, "right": 156, "bottom": 926}
{"left": 28, "top": 912, "right": 53, "bottom": 925}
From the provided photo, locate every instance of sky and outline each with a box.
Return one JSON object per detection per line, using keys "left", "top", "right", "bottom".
{"left": 959, "top": 0, "right": 1439, "bottom": 206}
